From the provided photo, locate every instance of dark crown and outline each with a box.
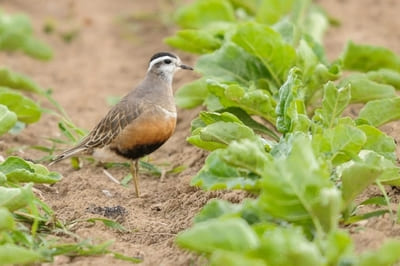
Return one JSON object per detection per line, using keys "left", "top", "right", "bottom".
{"left": 149, "top": 52, "right": 177, "bottom": 63}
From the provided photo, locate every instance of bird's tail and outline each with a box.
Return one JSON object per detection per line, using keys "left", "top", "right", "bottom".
{"left": 49, "top": 145, "right": 87, "bottom": 166}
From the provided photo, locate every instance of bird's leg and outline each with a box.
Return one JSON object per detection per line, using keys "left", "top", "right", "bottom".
{"left": 130, "top": 160, "right": 140, "bottom": 197}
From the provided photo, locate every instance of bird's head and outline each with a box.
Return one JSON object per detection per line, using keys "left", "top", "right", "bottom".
{"left": 147, "top": 52, "right": 193, "bottom": 82}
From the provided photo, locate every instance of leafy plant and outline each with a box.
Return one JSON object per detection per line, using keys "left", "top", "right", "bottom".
{"left": 167, "top": 0, "right": 400, "bottom": 264}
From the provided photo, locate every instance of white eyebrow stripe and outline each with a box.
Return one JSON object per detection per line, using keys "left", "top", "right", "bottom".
{"left": 147, "top": 56, "right": 177, "bottom": 71}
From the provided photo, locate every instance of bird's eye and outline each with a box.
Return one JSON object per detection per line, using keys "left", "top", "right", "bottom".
{"left": 164, "top": 59, "right": 172, "bottom": 64}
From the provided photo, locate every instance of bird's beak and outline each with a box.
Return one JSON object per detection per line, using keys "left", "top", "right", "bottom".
{"left": 179, "top": 64, "right": 194, "bottom": 70}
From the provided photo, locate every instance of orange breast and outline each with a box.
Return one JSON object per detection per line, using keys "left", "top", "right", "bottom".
{"left": 110, "top": 111, "right": 176, "bottom": 159}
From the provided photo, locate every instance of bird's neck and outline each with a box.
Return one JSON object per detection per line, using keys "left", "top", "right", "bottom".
{"left": 147, "top": 69, "right": 174, "bottom": 86}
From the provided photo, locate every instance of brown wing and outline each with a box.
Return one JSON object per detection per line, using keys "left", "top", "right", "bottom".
{"left": 82, "top": 97, "right": 144, "bottom": 149}
{"left": 49, "top": 97, "right": 144, "bottom": 165}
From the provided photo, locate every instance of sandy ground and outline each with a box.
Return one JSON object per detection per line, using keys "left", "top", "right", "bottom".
{"left": 0, "top": 0, "right": 399, "bottom": 265}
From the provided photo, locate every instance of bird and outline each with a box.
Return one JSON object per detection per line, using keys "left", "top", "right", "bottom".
{"left": 49, "top": 52, "right": 193, "bottom": 197}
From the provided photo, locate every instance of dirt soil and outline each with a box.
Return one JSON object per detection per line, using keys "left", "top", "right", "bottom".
{"left": 0, "top": 0, "right": 399, "bottom": 265}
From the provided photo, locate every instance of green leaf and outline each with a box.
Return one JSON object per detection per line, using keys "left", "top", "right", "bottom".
{"left": 0, "top": 10, "right": 52, "bottom": 60}
{"left": 341, "top": 41, "right": 400, "bottom": 72}
{"left": 113, "top": 252, "right": 143, "bottom": 263}
{"left": 359, "top": 240, "right": 400, "bottom": 266}
{"left": 316, "top": 124, "right": 367, "bottom": 165}
{"left": 191, "top": 151, "right": 260, "bottom": 190}
{"left": 0, "top": 87, "right": 41, "bottom": 123}
{"left": 194, "top": 199, "right": 241, "bottom": 223}
{"left": 276, "top": 68, "right": 309, "bottom": 133}
{"left": 188, "top": 121, "right": 255, "bottom": 151}
{"left": 0, "top": 68, "right": 44, "bottom": 94}
{"left": 218, "top": 107, "right": 279, "bottom": 140}
{"left": 175, "top": 78, "right": 208, "bottom": 108}
{"left": 313, "top": 82, "right": 350, "bottom": 128}
{"left": 0, "top": 104, "right": 17, "bottom": 136}
{"left": 366, "top": 69, "right": 400, "bottom": 90}
{"left": 208, "top": 82, "right": 277, "bottom": 123}
{"left": 254, "top": 227, "right": 325, "bottom": 266}
{"left": 0, "top": 207, "right": 15, "bottom": 231}
{"left": 0, "top": 156, "right": 62, "bottom": 184}
{"left": 259, "top": 133, "right": 341, "bottom": 234}
{"left": 86, "top": 218, "right": 128, "bottom": 233}
{"left": 0, "top": 244, "right": 42, "bottom": 264}
{"left": 196, "top": 43, "right": 270, "bottom": 87}
{"left": 0, "top": 183, "right": 34, "bottom": 211}
{"left": 343, "top": 77, "right": 396, "bottom": 103}
{"left": 338, "top": 150, "right": 399, "bottom": 208}
{"left": 232, "top": 22, "right": 296, "bottom": 85}
{"left": 358, "top": 125, "right": 396, "bottom": 161}
{"left": 176, "top": 218, "right": 259, "bottom": 253}
{"left": 256, "top": 0, "right": 295, "bottom": 25}
{"left": 210, "top": 250, "right": 266, "bottom": 266}
{"left": 358, "top": 97, "right": 400, "bottom": 127}
{"left": 174, "top": 0, "right": 235, "bottom": 29}
{"left": 165, "top": 29, "right": 223, "bottom": 54}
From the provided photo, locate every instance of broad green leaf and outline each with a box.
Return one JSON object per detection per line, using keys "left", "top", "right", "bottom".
{"left": 259, "top": 133, "right": 341, "bottom": 233}
{"left": 220, "top": 139, "right": 272, "bottom": 177}
{"left": 359, "top": 239, "right": 400, "bottom": 266}
{"left": 188, "top": 121, "right": 255, "bottom": 151}
{"left": 165, "top": 29, "right": 223, "bottom": 54}
{"left": 0, "top": 10, "right": 52, "bottom": 60}
{"left": 208, "top": 82, "right": 277, "bottom": 123}
{"left": 0, "top": 104, "right": 17, "bottom": 135}
{"left": 0, "top": 68, "right": 44, "bottom": 94}
{"left": 196, "top": 43, "right": 270, "bottom": 87}
{"left": 366, "top": 69, "right": 400, "bottom": 90}
{"left": 338, "top": 150, "right": 399, "bottom": 208}
{"left": 342, "top": 41, "right": 400, "bottom": 72}
{"left": 0, "top": 244, "right": 42, "bottom": 264}
{"left": 0, "top": 87, "right": 41, "bottom": 123}
{"left": 228, "top": 0, "right": 258, "bottom": 14}
{"left": 313, "top": 82, "right": 350, "bottom": 128}
{"left": 0, "top": 156, "right": 62, "bottom": 184}
{"left": 358, "top": 124, "right": 396, "bottom": 161}
{"left": 176, "top": 218, "right": 259, "bottom": 253}
{"left": 210, "top": 250, "right": 266, "bottom": 266}
{"left": 174, "top": 0, "right": 235, "bottom": 29}
{"left": 232, "top": 22, "right": 296, "bottom": 85}
{"left": 194, "top": 199, "right": 241, "bottom": 223}
{"left": 324, "top": 230, "right": 354, "bottom": 265}
{"left": 342, "top": 77, "right": 396, "bottom": 103}
{"left": 0, "top": 207, "right": 15, "bottom": 230}
{"left": 218, "top": 107, "right": 279, "bottom": 140}
{"left": 191, "top": 151, "right": 260, "bottom": 190}
{"left": 175, "top": 78, "right": 208, "bottom": 108}
{"left": 0, "top": 183, "right": 34, "bottom": 211}
{"left": 358, "top": 97, "right": 400, "bottom": 127}
{"left": 276, "top": 68, "right": 309, "bottom": 134}
{"left": 256, "top": 0, "right": 295, "bottom": 25}
{"left": 254, "top": 227, "right": 324, "bottom": 266}
{"left": 316, "top": 124, "right": 366, "bottom": 164}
